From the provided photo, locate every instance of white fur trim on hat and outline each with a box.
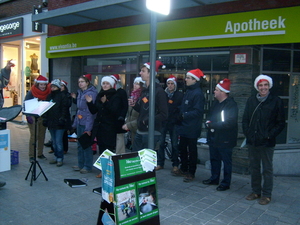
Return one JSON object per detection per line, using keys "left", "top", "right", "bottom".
{"left": 101, "top": 76, "right": 115, "bottom": 88}
{"left": 254, "top": 74, "right": 273, "bottom": 91}
{"left": 134, "top": 77, "right": 145, "bottom": 84}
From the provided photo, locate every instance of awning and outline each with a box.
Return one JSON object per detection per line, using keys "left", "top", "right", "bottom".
{"left": 32, "top": 0, "right": 236, "bottom": 27}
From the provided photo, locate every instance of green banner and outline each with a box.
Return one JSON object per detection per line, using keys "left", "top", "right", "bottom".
{"left": 46, "top": 6, "right": 300, "bottom": 58}
{"left": 118, "top": 157, "right": 145, "bottom": 178}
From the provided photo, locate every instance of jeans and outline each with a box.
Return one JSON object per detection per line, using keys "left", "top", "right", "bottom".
{"left": 158, "top": 125, "right": 179, "bottom": 167}
{"left": 248, "top": 145, "right": 274, "bottom": 197}
{"left": 209, "top": 146, "right": 233, "bottom": 187}
{"left": 132, "top": 132, "right": 161, "bottom": 152}
{"left": 77, "top": 125, "right": 93, "bottom": 171}
{"left": 49, "top": 129, "right": 65, "bottom": 162}
{"left": 179, "top": 137, "right": 198, "bottom": 176}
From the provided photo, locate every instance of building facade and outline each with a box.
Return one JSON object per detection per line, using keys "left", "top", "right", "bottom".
{"left": 33, "top": 0, "right": 300, "bottom": 175}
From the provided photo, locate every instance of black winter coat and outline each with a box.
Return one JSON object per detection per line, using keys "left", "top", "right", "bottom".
{"left": 115, "top": 88, "right": 128, "bottom": 133}
{"left": 242, "top": 92, "right": 285, "bottom": 147}
{"left": 165, "top": 89, "right": 183, "bottom": 127}
{"left": 206, "top": 97, "right": 238, "bottom": 149}
{"left": 87, "top": 88, "right": 121, "bottom": 148}
{"left": 44, "top": 89, "right": 69, "bottom": 130}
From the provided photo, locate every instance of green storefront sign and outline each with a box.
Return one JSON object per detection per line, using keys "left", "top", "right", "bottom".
{"left": 46, "top": 6, "right": 300, "bottom": 58}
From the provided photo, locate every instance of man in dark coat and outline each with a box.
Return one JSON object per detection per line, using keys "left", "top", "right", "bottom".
{"left": 202, "top": 79, "right": 238, "bottom": 191}
{"left": 242, "top": 74, "right": 285, "bottom": 205}
{"left": 176, "top": 68, "right": 205, "bottom": 182}
{"left": 156, "top": 75, "right": 183, "bottom": 173}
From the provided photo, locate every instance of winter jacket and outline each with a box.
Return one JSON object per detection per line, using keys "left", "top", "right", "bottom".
{"left": 72, "top": 85, "right": 98, "bottom": 132}
{"left": 177, "top": 83, "right": 205, "bottom": 139}
{"left": 206, "top": 97, "right": 238, "bottom": 149}
{"left": 44, "top": 89, "right": 69, "bottom": 130}
{"left": 242, "top": 92, "right": 285, "bottom": 147}
{"left": 61, "top": 89, "right": 72, "bottom": 130}
{"left": 0, "top": 67, "right": 10, "bottom": 108}
{"left": 133, "top": 83, "right": 168, "bottom": 133}
{"left": 87, "top": 88, "right": 121, "bottom": 148}
{"left": 115, "top": 88, "right": 128, "bottom": 133}
{"left": 165, "top": 89, "right": 184, "bottom": 127}
{"left": 125, "top": 106, "right": 139, "bottom": 133}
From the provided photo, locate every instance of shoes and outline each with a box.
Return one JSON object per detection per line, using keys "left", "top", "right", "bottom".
{"left": 0, "top": 181, "right": 6, "bottom": 187}
{"left": 48, "top": 150, "right": 54, "bottom": 153}
{"left": 72, "top": 166, "right": 81, "bottom": 171}
{"left": 56, "top": 161, "right": 63, "bottom": 167}
{"left": 29, "top": 157, "right": 34, "bottom": 163}
{"left": 202, "top": 179, "right": 219, "bottom": 185}
{"left": 155, "top": 165, "right": 164, "bottom": 171}
{"left": 171, "top": 166, "right": 179, "bottom": 174}
{"left": 245, "top": 193, "right": 261, "bottom": 201}
{"left": 49, "top": 160, "right": 57, "bottom": 164}
{"left": 171, "top": 168, "right": 187, "bottom": 177}
{"left": 44, "top": 141, "right": 52, "bottom": 147}
{"left": 216, "top": 185, "right": 230, "bottom": 191}
{"left": 96, "top": 172, "right": 102, "bottom": 178}
{"left": 259, "top": 196, "right": 271, "bottom": 205}
{"left": 38, "top": 154, "right": 47, "bottom": 160}
{"left": 183, "top": 174, "right": 195, "bottom": 182}
{"left": 80, "top": 169, "right": 91, "bottom": 174}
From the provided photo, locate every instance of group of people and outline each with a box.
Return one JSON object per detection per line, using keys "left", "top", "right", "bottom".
{"left": 0, "top": 59, "right": 285, "bottom": 206}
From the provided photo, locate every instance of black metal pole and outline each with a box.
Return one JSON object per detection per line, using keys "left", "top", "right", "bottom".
{"left": 148, "top": 11, "right": 157, "bottom": 150}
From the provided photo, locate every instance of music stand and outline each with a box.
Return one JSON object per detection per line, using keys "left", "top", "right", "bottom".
{"left": 24, "top": 113, "right": 48, "bottom": 186}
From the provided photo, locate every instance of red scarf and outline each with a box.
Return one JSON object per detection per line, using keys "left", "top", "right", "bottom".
{"left": 31, "top": 84, "right": 51, "bottom": 100}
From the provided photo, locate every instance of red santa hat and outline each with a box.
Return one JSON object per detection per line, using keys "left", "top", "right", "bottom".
{"left": 110, "top": 74, "right": 120, "bottom": 82}
{"left": 186, "top": 69, "right": 204, "bottom": 81}
{"left": 166, "top": 75, "right": 177, "bottom": 86}
{"left": 35, "top": 75, "right": 48, "bottom": 84}
{"left": 101, "top": 76, "right": 115, "bottom": 88}
{"left": 84, "top": 74, "right": 92, "bottom": 81}
{"left": 254, "top": 74, "right": 273, "bottom": 91}
{"left": 143, "top": 60, "right": 166, "bottom": 72}
{"left": 61, "top": 80, "right": 68, "bottom": 87}
{"left": 216, "top": 78, "right": 231, "bottom": 93}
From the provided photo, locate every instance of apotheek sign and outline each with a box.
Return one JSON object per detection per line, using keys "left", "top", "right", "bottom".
{"left": 0, "top": 18, "right": 23, "bottom": 39}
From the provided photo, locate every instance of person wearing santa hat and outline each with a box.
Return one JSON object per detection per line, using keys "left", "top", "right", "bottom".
{"left": 110, "top": 74, "right": 128, "bottom": 154}
{"left": 60, "top": 80, "right": 72, "bottom": 154}
{"left": 130, "top": 61, "right": 168, "bottom": 152}
{"left": 72, "top": 76, "right": 98, "bottom": 174}
{"left": 24, "top": 75, "right": 51, "bottom": 162}
{"left": 202, "top": 78, "right": 238, "bottom": 191}
{"left": 156, "top": 75, "right": 183, "bottom": 173}
{"left": 86, "top": 76, "right": 122, "bottom": 177}
{"left": 175, "top": 68, "right": 205, "bottom": 182}
{"left": 242, "top": 74, "right": 285, "bottom": 205}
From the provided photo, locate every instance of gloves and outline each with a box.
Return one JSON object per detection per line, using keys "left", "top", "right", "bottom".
{"left": 42, "top": 119, "right": 48, "bottom": 127}
{"left": 26, "top": 116, "right": 33, "bottom": 124}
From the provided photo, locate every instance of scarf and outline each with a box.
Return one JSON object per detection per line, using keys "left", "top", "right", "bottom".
{"left": 256, "top": 92, "right": 269, "bottom": 102}
{"left": 98, "top": 88, "right": 117, "bottom": 100}
{"left": 130, "top": 88, "right": 142, "bottom": 102}
{"left": 31, "top": 84, "right": 51, "bottom": 100}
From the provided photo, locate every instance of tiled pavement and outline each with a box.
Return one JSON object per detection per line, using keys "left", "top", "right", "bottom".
{"left": 0, "top": 121, "right": 300, "bottom": 225}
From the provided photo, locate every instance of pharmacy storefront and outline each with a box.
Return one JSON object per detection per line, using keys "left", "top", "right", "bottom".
{"left": 46, "top": 6, "right": 300, "bottom": 174}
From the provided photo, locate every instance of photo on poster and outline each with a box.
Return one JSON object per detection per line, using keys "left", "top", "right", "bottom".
{"left": 115, "top": 183, "right": 138, "bottom": 225}
{"left": 137, "top": 178, "right": 159, "bottom": 221}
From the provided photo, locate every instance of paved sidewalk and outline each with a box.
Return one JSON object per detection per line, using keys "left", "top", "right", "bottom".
{"left": 0, "top": 121, "right": 300, "bottom": 225}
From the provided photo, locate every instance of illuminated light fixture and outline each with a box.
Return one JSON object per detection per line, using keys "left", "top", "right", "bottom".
{"left": 146, "top": 0, "right": 170, "bottom": 15}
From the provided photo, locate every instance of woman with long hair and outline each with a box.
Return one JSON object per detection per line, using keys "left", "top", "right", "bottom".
{"left": 72, "top": 76, "right": 98, "bottom": 173}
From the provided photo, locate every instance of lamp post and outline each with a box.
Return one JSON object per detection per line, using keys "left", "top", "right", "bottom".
{"left": 146, "top": 0, "right": 170, "bottom": 150}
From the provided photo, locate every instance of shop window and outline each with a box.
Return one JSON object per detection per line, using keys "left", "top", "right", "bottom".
{"left": 293, "top": 51, "right": 300, "bottom": 72}
{"left": 267, "top": 73, "right": 290, "bottom": 97}
{"left": 84, "top": 57, "right": 138, "bottom": 74}
{"left": 263, "top": 49, "right": 291, "bottom": 71}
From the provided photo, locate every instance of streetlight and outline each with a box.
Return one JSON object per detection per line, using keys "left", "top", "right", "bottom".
{"left": 146, "top": 0, "right": 170, "bottom": 150}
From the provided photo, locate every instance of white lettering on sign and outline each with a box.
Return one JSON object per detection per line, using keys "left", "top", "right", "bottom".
{"left": 225, "top": 16, "right": 286, "bottom": 34}
{"left": 0, "top": 22, "right": 20, "bottom": 33}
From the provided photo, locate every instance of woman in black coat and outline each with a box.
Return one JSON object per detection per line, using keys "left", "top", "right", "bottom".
{"left": 85, "top": 76, "right": 122, "bottom": 177}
